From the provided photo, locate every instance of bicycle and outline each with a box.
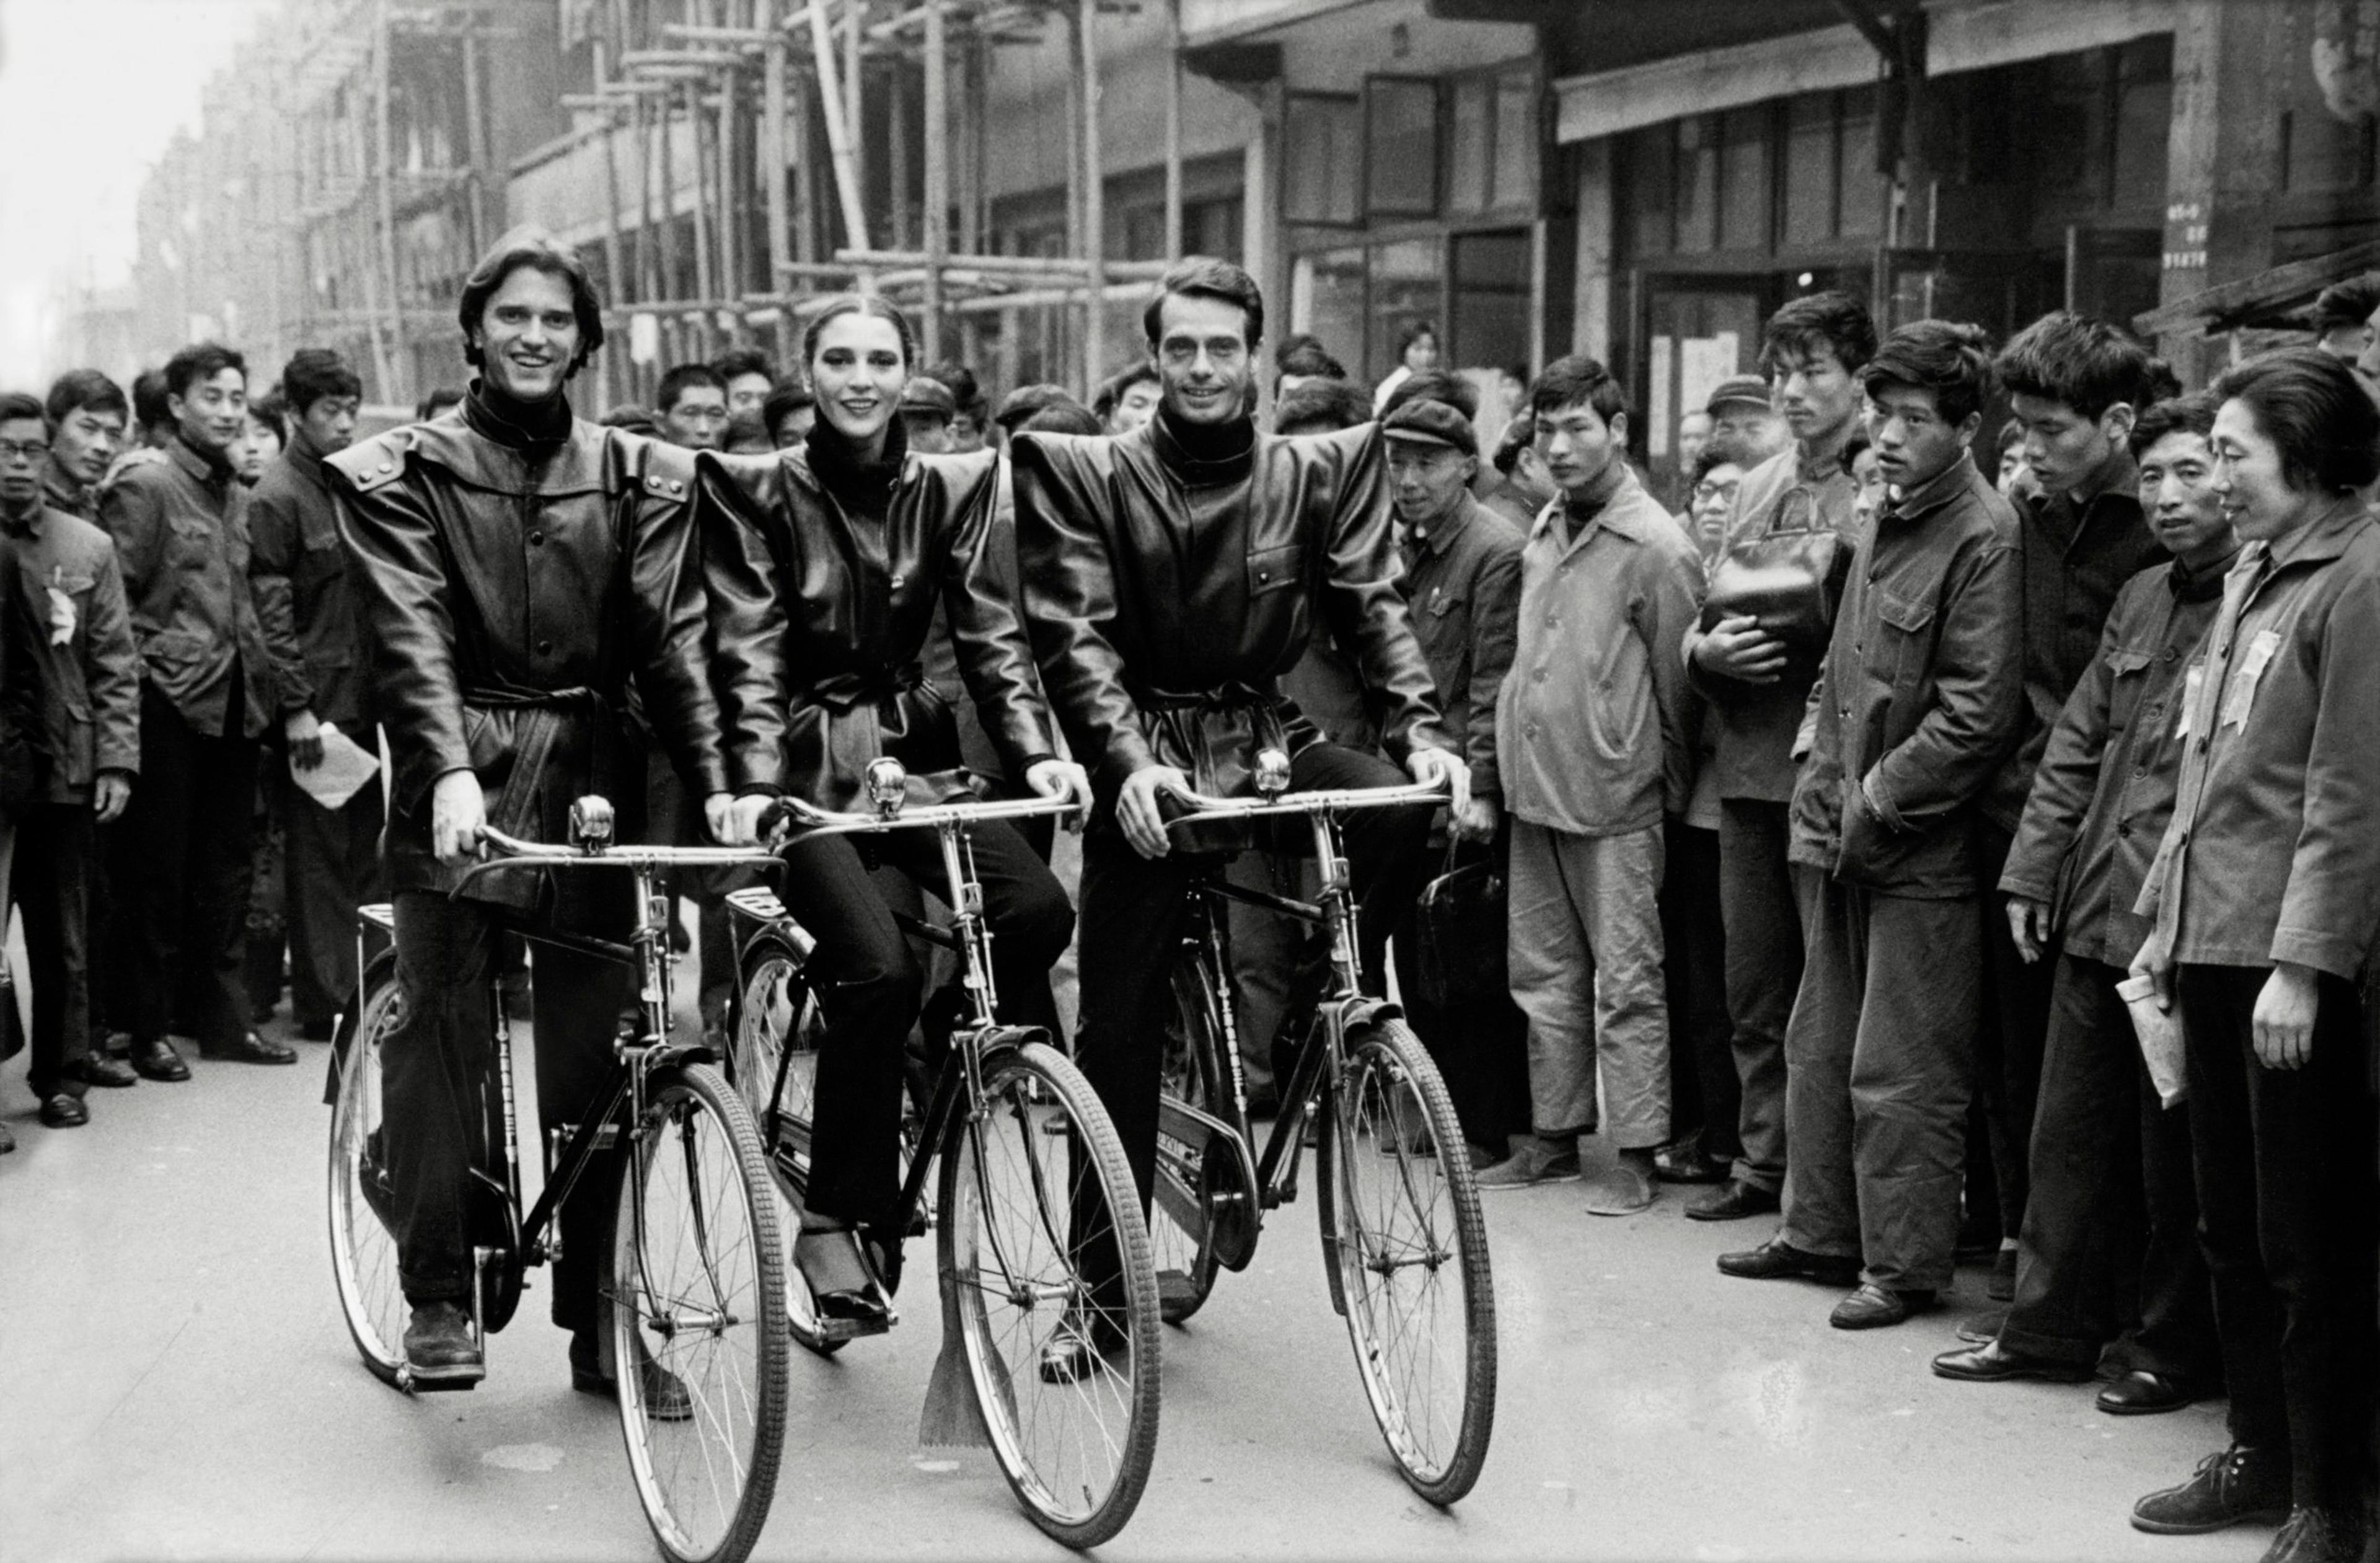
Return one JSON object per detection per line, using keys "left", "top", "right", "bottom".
{"left": 325, "top": 796, "right": 793, "bottom": 1563}
{"left": 1147, "top": 751, "right": 1496, "bottom": 1505}
{"left": 724, "top": 760, "right": 1162, "bottom": 1550}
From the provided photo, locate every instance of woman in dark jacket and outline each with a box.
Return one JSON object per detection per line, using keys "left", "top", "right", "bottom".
{"left": 703, "top": 297, "right": 1086, "bottom": 1324}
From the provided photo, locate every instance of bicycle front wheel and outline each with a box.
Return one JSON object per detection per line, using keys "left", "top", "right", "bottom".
{"left": 612, "top": 1062, "right": 790, "bottom": 1563}
{"left": 326, "top": 956, "right": 408, "bottom": 1388}
{"left": 938, "top": 1041, "right": 1161, "bottom": 1549}
{"left": 1321, "top": 1018, "right": 1496, "bottom": 1505}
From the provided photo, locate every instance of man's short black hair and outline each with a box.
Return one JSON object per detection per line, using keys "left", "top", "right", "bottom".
{"left": 1996, "top": 310, "right": 2157, "bottom": 421}
{"left": 2127, "top": 393, "right": 2218, "bottom": 459}
{"left": 1760, "top": 290, "right": 1877, "bottom": 376}
{"left": 0, "top": 391, "right": 45, "bottom": 426}
{"left": 994, "top": 383, "right": 1078, "bottom": 433}
{"left": 164, "top": 341, "right": 247, "bottom": 400}
{"left": 711, "top": 347, "right": 774, "bottom": 385}
{"left": 2310, "top": 274, "right": 2380, "bottom": 337}
{"left": 457, "top": 226, "right": 606, "bottom": 374}
{"left": 656, "top": 363, "right": 726, "bottom": 414}
{"left": 1861, "top": 320, "right": 1999, "bottom": 427}
{"left": 1091, "top": 361, "right": 1160, "bottom": 420}
{"left": 417, "top": 387, "right": 464, "bottom": 420}
{"left": 247, "top": 390, "right": 288, "bottom": 442}
{"left": 281, "top": 348, "right": 362, "bottom": 413}
{"left": 1143, "top": 255, "right": 1265, "bottom": 351}
{"left": 1273, "top": 332, "right": 1327, "bottom": 370}
{"left": 132, "top": 370, "right": 172, "bottom": 431}
{"left": 1527, "top": 354, "right": 1631, "bottom": 426}
{"left": 2211, "top": 348, "right": 2380, "bottom": 494}
{"left": 1696, "top": 432, "right": 1766, "bottom": 486}
{"left": 599, "top": 403, "right": 659, "bottom": 435}
{"left": 45, "top": 369, "right": 128, "bottom": 428}
{"left": 1491, "top": 411, "right": 1535, "bottom": 476}
{"left": 762, "top": 380, "right": 814, "bottom": 433}
{"left": 1835, "top": 429, "right": 1871, "bottom": 478}
{"left": 923, "top": 359, "right": 984, "bottom": 420}
{"left": 1274, "top": 340, "right": 1347, "bottom": 390}
{"left": 1273, "top": 380, "right": 1372, "bottom": 434}
{"left": 1380, "top": 369, "right": 1479, "bottom": 421}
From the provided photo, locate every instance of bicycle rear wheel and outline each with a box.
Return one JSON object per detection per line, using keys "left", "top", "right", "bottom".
{"left": 326, "top": 957, "right": 408, "bottom": 1388}
{"left": 612, "top": 1062, "right": 790, "bottom": 1563}
{"left": 1321, "top": 1018, "right": 1496, "bottom": 1505}
{"left": 938, "top": 1040, "right": 1160, "bottom": 1549}
{"left": 1151, "top": 961, "right": 1222, "bottom": 1324}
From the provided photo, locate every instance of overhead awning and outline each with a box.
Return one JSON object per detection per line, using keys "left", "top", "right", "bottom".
{"left": 2133, "top": 239, "right": 2380, "bottom": 340}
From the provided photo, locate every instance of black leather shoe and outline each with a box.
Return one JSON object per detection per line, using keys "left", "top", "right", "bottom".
{"left": 1932, "top": 1337, "right": 2092, "bottom": 1383}
{"left": 129, "top": 1037, "right": 190, "bottom": 1082}
{"left": 1716, "top": 1236, "right": 1861, "bottom": 1287}
{"left": 2261, "top": 1504, "right": 2368, "bottom": 1563}
{"left": 2099, "top": 1370, "right": 2203, "bottom": 1416}
{"left": 1830, "top": 1282, "right": 1934, "bottom": 1330}
{"left": 38, "top": 1093, "right": 88, "bottom": 1129}
{"left": 61, "top": 1054, "right": 137, "bottom": 1088}
{"left": 200, "top": 1031, "right": 298, "bottom": 1065}
{"left": 1686, "top": 1179, "right": 1780, "bottom": 1222}
{"left": 2132, "top": 1445, "right": 2292, "bottom": 1534}
{"left": 794, "top": 1226, "right": 893, "bottom": 1331}
{"left": 403, "top": 1301, "right": 485, "bottom": 1389}
{"left": 571, "top": 1329, "right": 693, "bottom": 1421}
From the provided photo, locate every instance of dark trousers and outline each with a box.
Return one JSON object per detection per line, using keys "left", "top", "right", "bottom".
{"left": 14, "top": 801, "right": 94, "bottom": 1098}
{"left": 1999, "top": 954, "right": 2217, "bottom": 1380}
{"left": 110, "top": 684, "right": 257, "bottom": 1050}
{"left": 1660, "top": 819, "right": 1738, "bottom": 1163}
{"left": 1392, "top": 832, "right": 1530, "bottom": 1155}
{"left": 384, "top": 878, "right": 633, "bottom": 1329}
{"left": 1718, "top": 799, "right": 1801, "bottom": 1192}
{"left": 775, "top": 818, "right": 1073, "bottom": 1232}
{"left": 285, "top": 768, "right": 385, "bottom": 1028}
{"left": 1780, "top": 869, "right": 1978, "bottom": 1292}
{"left": 1975, "top": 821, "right": 2057, "bottom": 1239}
{"left": 1075, "top": 742, "right": 1427, "bottom": 1215}
{"left": 2178, "top": 964, "right": 2378, "bottom": 1509}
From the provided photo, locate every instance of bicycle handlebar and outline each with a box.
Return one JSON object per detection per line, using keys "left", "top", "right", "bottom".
{"left": 450, "top": 821, "right": 788, "bottom": 894}
{"left": 1160, "top": 778, "right": 1448, "bottom": 824}
{"left": 761, "top": 788, "right": 1083, "bottom": 842}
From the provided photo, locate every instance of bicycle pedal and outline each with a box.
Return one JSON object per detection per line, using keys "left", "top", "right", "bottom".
{"left": 405, "top": 1361, "right": 486, "bottom": 1393}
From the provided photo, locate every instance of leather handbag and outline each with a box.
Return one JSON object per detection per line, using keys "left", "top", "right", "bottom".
{"left": 1699, "top": 515, "right": 1852, "bottom": 663}
{"left": 1414, "top": 840, "right": 1508, "bottom": 1011}
{"left": 0, "top": 968, "right": 24, "bottom": 1064}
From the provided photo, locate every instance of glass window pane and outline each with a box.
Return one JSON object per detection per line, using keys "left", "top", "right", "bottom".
{"left": 1490, "top": 72, "right": 1538, "bottom": 211}
{"left": 1838, "top": 89, "right": 1883, "bottom": 240}
{"left": 1719, "top": 106, "right": 1770, "bottom": 250}
{"left": 1368, "top": 238, "right": 1440, "bottom": 385}
{"left": 1450, "top": 229, "right": 1530, "bottom": 374}
{"left": 1284, "top": 95, "right": 1362, "bottom": 226}
{"left": 1783, "top": 94, "right": 1835, "bottom": 245}
{"left": 1675, "top": 115, "right": 1717, "bottom": 252}
{"left": 1366, "top": 78, "right": 1440, "bottom": 219}
{"left": 1305, "top": 246, "right": 1368, "bottom": 374}
{"left": 1625, "top": 125, "right": 1673, "bottom": 254}
{"left": 1448, "top": 79, "right": 1491, "bottom": 216}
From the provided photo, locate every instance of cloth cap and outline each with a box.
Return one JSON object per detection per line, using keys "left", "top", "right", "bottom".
{"left": 900, "top": 376, "right": 957, "bottom": 416}
{"left": 1380, "top": 397, "right": 1477, "bottom": 456}
{"left": 1706, "top": 374, "right": 1773, "bottom": 415}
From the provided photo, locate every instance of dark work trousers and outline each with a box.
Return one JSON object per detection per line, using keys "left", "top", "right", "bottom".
{"left": 1660, "top": 819, "right": 1738, "bottom": 1163}
{"left": 1998, "top": 954, "right": 2217, "bottom": 1380}
{"left": 774, "top": 818, "right": 1073, "bottom": 1234}
{"left": 14, "top": 801, "right": 95, "bottom": 1098}
{"left": 111, "top": 682, "right": 258, "bottom": 1052}
{"left": 1779, "top": 868, "right": 1980, "bottom": 1293}
{"left": 243, "top": 763, "right": 287, "bottom": 1018}
{"left": 1392, "top": 830, "right": 1530, "bottom": 1156}
{"left": 284, "top": 769, "right": 386, "bottom": 1030}
{"left": 1975, "top": 821, "right": 2056, "bottom": 1241}
{"left": 384, "top": 876, "right": 634, "bottom": 1329}
{"left": 2178, "top": 964, "right": 2378, "bottom": 1510}
{"left": 1224, "top": 848, "right": 1311, "bottom": 1102}
{"left": 1718, "top": 799, "right": 1802, "bottom": 1194}
{"left": 1076, "top": 743, "right": 1426, "bottom": 1230}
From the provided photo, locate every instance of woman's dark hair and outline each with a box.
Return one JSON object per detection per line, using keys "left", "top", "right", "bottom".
{"left": 1995, "top": 310, "right": 2157, "bottom": 421}
{"left": 1995, "top": 418, "right": 2025, "bottom": 456}
{"left": 281, "top": 348, "right": 362, "bottom": 413}
{"left": 44, "top": 369, "right": 128, "bottom": 427}
{"left": 132, "top": 370, "right": 172, "bottom": 432}
{"left": 163, "top": 341, "right": 247, "bottom": 399}
{"left": 2127, "top": 393, "right": 2218, "bottom": 459}
{"left": 1836, "top": 429, "right": 1872, "bottom": 477}
{"left": 1527, "top": 354, "right": 1631, "bottom": 426}
{"left": 1859, "top": 320, "right": 1998, "bottom": 427}
{"left": 457, "top": 227, "right": 606, "bottom": 374}
{"left": 802, "top": 295, "right": 918, "bottom": 371}
{"left": 247, "top": 390, "right": 288, "bottom": 442}
{"left": 1142, "top": 255, "right": 1265, "bottom": 351}
{"left": 1694, "top": 432, "right": 1763, "bottom": 487}
{"left": 1759, "top": 290, "right": 1878, "bottom": 376}
{"left": 1381, "top": 369, "right": 1479, "bottom": 421}
{"left": 1396, "top": 319, "right": 1439, "bottom": 354}
{"left": 2210, "top": 348, "right": 2380, "bottom": 494}
{"left": 710, "top": 346, "right": 775, "bottom": 385}
{"left": 1018, "top": 402, "right": 1104, "bottom": 436}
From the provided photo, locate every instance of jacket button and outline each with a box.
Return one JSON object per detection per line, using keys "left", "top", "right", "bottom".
{"left": 537, "top": 638, "right": 554, "bottom": 655}
{"left": 890, "top": 573, "right": 906, "bottom": 588}
{"left": 2118, "top": 821, "right": 2133, "bottom": 837}
{"left": 1545, "top": 615, "right": 1558, "bottom": 628}
{"left": 2164, "top": 648, "right": 2179, "bottom": 663}
{"left": 1533, "top": 669, "right": 1546, "bottom": 682}
{"left": 1839, "top": 704, "right": 1849, "bottom": 717}
{"left": 377, "top": 461, "right": 393, "bottom": 475}
{"left": 669, "top": 480, "right": 684, "bottom": 494}
{"left": 528, "top": 531, "right": 545, "bottom": 547}
{"left": 2134, "top": 765, "right": 2147, "bottom": 778}
{"left": 1258, "top": 569, "right": 1271, "bottom": 583}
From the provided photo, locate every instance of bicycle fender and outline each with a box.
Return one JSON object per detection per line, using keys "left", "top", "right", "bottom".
{"left": 1157, "top": 1097, "right": 1262, "bottom": 1272}
{"left": 1322, "top": 995, "right": 1404, "bottom": 1039}
{"left": 324, "top": 947, "right": 402, "bottom": 1109}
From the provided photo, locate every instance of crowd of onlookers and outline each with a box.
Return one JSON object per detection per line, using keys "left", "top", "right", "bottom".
{"left": 6, "top": 266, "right": 2379, "bottom": 1561}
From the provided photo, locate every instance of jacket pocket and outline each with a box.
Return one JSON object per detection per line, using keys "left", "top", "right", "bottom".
{"left": 1869, "top": 586, "right": 1936, "bottom": 694}
{"left": 1248, "top": 542, "right": 1304, "bottom": 597}
{"left": 2102, "top": 648, "right": 2154, "bottom": 736}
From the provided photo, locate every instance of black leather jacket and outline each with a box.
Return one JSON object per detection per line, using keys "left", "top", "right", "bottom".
{"left": 327, "top": 394, "right": 728, "bottom": 902}
{"left": 699, "top": 423, "right": 1056, "bottom": 810}
{"left": 1010, "top": 412, "right": 1450, "bottom": 810}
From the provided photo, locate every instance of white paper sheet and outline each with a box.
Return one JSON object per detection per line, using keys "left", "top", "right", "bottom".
{"left": 293, "top": 721, "right": 380, "bottom": 812}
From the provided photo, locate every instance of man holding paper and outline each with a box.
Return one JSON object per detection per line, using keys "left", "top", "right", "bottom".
{"left": 250, "top": 348, "right": 382, "bottom": 1041}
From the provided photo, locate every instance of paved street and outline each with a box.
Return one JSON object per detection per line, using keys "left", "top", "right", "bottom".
{"left": 3, "top": 990, "right": 2251, "bottom": 1563}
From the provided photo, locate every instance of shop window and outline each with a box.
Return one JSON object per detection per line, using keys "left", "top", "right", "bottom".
{"left": 1719, "top": 107, "right": 1771, "bottom": 250}
{"left": 1676, "top": 115, "right": 1718, "bottom": 253}
{"left": 2112, "top": 37, "right": 2173, "bottom": 212}
{"left": 1490, "top": 71, "right": 1538, "bottom": 211}
{"left": 1188, "top": 195, "right": 1244, "bottom": 263}
{"left": 1370, "top": 239, "right": 1442, "bottom": 383}
{"left": 1448, "top": 79, "right": 1493, "bottom": 215}
{"left": 1448, "top": 65, "right": 1540, "bottom": 218}
{"left": 1783, "top": 94, "right": 1835, "bottom": 247}
{"left": 1450, "top": 229, "right": 1530, "bottom": 374}
{"left": 1624, "top": 123, "right": 1675, "bottom": 254}
{"left": 1304, "top": 246, "right": 1369, "bottom": 374}
{"left": 1285, "top": 94, "right": 1362, "bottom": 226}
{"left": 1838, "top": 87, "right": 1884, "bottom": 240}
{"left": 1367, "top": 77, "right": 1441, "bottom": 219}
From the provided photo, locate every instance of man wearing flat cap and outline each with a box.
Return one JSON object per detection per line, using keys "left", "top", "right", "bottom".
{"left": 1380, "top": 395, "right": 1530, "bottom": 1165}
{"left": 899, "top": 374, "right": 959, "bottom": 454}
{"left": 1708, "top": 373, "right": 1786, "bottom": 463}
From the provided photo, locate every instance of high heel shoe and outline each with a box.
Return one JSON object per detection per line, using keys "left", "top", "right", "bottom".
{"left": 794, "top": 1220, "right": 894, "bottom": 1334}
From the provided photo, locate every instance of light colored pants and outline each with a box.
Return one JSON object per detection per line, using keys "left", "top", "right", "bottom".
{"left": 1507, "top": 819, "right": 1672, "bottom": 1150}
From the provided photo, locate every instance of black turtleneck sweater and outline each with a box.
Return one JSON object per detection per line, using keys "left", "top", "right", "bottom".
{"left": 806, "top": 412, "right": 907, "bottom": 525}
{"left": 463, "top": 379, "right": 572, "bottom": 449}
{"left": 1150, "top": 407, "right": 1256, "bottom": 487}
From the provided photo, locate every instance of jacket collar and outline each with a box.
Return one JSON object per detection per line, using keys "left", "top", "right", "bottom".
{"left": 2168, "top": 544, "right": 2240, "bottom": 602}
{"left": 1535, "top": 464, "right": 1657, "bottom": 550}
{"left": 1882, "top": 451, "right": 1981, "bottom": 526}
{"left": 169, "top": 433, "right": 236, "bottom": 489}
{"left": 1407, "top": 493, "right": 1478, "bottom": 559}
{"left": 1148, "top": 407, "right": 1256, "bottom": 487}
{"left": 2262, "top": 495, "right": 2374, "bottom": 573}
{"left": 38, "top": 464, "right": 86, "bottom": 515}
{"left": 282, "top": 427, "right": 332, "bottom": 491}
{"left": 404, "top": 413, "right": 616, "bottom": 496}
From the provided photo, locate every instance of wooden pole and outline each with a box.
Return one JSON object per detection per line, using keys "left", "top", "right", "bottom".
{"left": 922, "top": 0, "right": 948, "bottom": 363}
{"left": 686, "top": 80, "right": 716, "bottom": 306}
{"left": 658, "top": 89, "right": 682, "bottom": 299}
{"left": 596, "top": 43, "right": 628, "bottom": 304}
{"left": 1079, "top": 0, "right": 1105, "bottom": 391}
{"left": 637, "top": 94, "right": 661, "bottom": 299}
{"left": 762, "top": 1, "right": 791, "bottom": 293}
{"left": 1163, "top": 0, "right": 1183, "bottom": 258}
{"left": 462, "top": 27, "right": 493, "bottom": 257}
{"left": 789, "top": 67, "right": 816, "bottom": 264}
{"left": 845, "top": 0, "right": 865, "bottom": 237}
{"left": 804, "top": 0, "right": 871, "bottom": 253}
{"left": 373, "top": 0, "right": 408, "bottom": 402}
{"left": 889, "top": 64, "right": 911, "bottom": 252}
